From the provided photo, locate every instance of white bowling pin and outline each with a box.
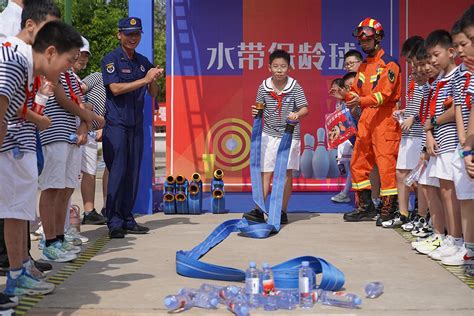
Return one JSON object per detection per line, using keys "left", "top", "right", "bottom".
{"left": 312, "top": 128, "right": 330, "bottom": 179}
{"left": 300, "top": 133, "right": 315, "bottom": 178}
{"left": 327, "top": 148, "right": 339, "bottom": 178}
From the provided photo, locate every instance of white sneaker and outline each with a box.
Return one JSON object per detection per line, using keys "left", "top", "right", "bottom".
{"left": 65, "top": 228, "right": 89, "bottom": 244}
{"left": 331, "top": 192, "right": 350, "bottom": 203}
{"left": 411, "top": 217, "right": 433, "bottom": 238}
{"left": 402, "top": 214, "right": 420, "bottom": 232}
{"left": 429, "top": 236, "right": 458, "bottom": 260}
{"left": 464, "top": 248, "right": 474, "bottom": 276}
{"left": 441, "top": 246, "right": 467, "bottom": 266}
{"left": 411, "top": 234, "right": 434, "bottom": 249}
{"left": 415, "top": 234, "right": 443, "bottom": 255}
{"left": 41, "top": 242, "right": 77, "bottom": 263}
{"left": 59, "top": 241, "right": 81, "bottom": 254}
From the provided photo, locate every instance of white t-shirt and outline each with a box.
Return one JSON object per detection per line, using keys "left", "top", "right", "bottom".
{"left": 0, "top": 2, "right": 22, "bottom": 42}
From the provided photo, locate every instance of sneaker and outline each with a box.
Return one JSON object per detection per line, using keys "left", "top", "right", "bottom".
{"left": 411, "top": 217, "right": 433, "bottom": 238}
{"left": 0, "top": 293, "right": 18, "bottom": 310}
{"left": 280, "top": 211, "right": 288, "bottom": 225}
{"left": 382, "top": 212, "right": 407, "bottom": 228}
{"left": 464, "top": 249, "right": 474, "bottom": 277}
{"left": 331, "top": 192, "right": 351, "bottom": 203}
{"left": 82, "top": 209, "right": 107, "bottom": 225}
{"left": 415, "top": 234, "right": 443, "bottom": 255}
{"left": 65, "top": 228, "right": 89, "bottom": 244}
{"left": 402, "top": 214, "right": 420, "bottom": 232}
{"left": 243, "top": 208, "right": 266, "bottom": 223}
{"left": 4, "top": 269, "right": 55, "bottom": 296}
{"left": 429, "top": 236, "right": 458, "bottom": 260}
{"left": 32, "top": 259, "right": 52, "bottom": 273}
{"left": 26, "top": 261, "right": 46, "bottom": 280}
{"left": 441, "top": 246, "right": 467, "bottom": 266}
{"left": 59, "top": 241, "right": 81, "bottom": 254}
{"left": 41, "top": 241, "right": 77, "bottom": 262}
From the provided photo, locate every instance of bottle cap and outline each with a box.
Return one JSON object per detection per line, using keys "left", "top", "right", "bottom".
{"left": 262, "top": 262, "right": 270, "bottom": 268}
{"left": 249, "top": 262, "right": 256, "bottom": 268}
{"left": 301, "top": 261, "right": 309, "bottom": 267}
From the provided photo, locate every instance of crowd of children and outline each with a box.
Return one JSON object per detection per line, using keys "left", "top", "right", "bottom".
{"left": 328, "top": 7, "right": 474, "bottom": 278}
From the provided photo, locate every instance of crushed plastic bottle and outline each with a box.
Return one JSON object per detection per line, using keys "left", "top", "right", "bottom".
{"left": 317, "top": 290, "right": 362, "bottom": 309}
{"left": 404, "top": 160, "right": 427, "bottom": 186}
{"left": 227, "top": 299, "right": 250, "bottom": 316}
{"left": 163, "top": 293, "right": 192, "bottom": 311}
{"left": 365, "top": 282, "right": 384, "bottom": 298}
{"left": 178, "top": 288, "right": 219, "bottom": 309}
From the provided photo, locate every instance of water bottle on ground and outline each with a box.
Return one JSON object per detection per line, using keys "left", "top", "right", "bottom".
{"left": 163, "top": 293, "right": 193, "bottom": 311}
{"left": 178, "top": 288, "right": 219, "bottom": 309}
{"left": 317, "top": 290, "right": 362, "bottom": 309}
{"left": 298, "top": 261, "right": 315, "bottom": 308}
{"left": 276, "top": 289, "right": 299, "bottom": 310}
{"left": 365, "top": 281, "right": 384, "bottom": 298}
{"left": 261, "top": 262, "right": 275, "bottom": 296}
{"left": 404, "top": 160, "right": 427, "bottom": 186}
{"left": 227, "top": 300, "right": 250, "bottom": 316}
{"left": 245, "top": 262, "right": 261, "bottom": 308}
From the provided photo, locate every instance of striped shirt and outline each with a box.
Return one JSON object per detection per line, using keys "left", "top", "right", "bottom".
{"left": 83, "top": 72, "right": 106, "bottom": 117}
{"left": 453, "top": 63, "right": 471, "bottom": 132}
{"left": 256, "top": 76, "right": 308, "bottom": 140}
{"left": 40, "top": 68, "right": 83, "bottom": 146}
{"left": 419, "top": 80, "right": 437, "bottom": 151}
{"left": 0, "top": 46, "right": 31, "bottom": 153}
{"left": 1, "top": 38, "right": 38, "bottom": 153}
{"left": 403, "top": 82, "right": 424, "bottom": 138}
{"left": 432, "top": 67, "right": 459, "bottom": 154}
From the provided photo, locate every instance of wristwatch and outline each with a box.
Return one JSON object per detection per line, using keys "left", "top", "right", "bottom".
{"left": 430, "top": 116, "right": 437, "bottom": 128}
{"left": 461, "top": 150, "right": 474, "bottom": 158}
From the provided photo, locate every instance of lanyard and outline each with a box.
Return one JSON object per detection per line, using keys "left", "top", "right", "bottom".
{"left": 64, "top": 71, "right": 82, "bottom": 106}
{"left": 21, "top": 76, "right": 41, "bottom": 119}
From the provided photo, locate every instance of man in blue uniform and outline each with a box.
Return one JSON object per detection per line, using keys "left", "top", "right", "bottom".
{"left": 101, "top": 17, "right": 163, "bottom": 238}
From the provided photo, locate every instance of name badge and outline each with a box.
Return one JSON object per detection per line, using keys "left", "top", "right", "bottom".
{"left": 121, "top": 69, "right": 131, "bottom": 74}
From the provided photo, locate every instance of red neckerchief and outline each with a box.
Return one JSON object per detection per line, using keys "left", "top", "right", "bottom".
{"left": 464, "top": 72, "right": 472, "bottom": 110}
{"left": 64, "top": 71, "right": 82, "bottom": 106}
{"left": 269, "top": 91, "right": 286, "bottom": 119}
{"left": 407, "top": 78, "right": 415, "bottom": 103}
{"left": 21, "top": 76, "right": 41, "bottom": 119}
{"left": 429, "top": 80, "right": 448, "bottom": 117}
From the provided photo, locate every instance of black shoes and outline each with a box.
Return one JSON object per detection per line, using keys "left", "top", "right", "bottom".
{"left": 82, "top": 209, "right": 107, "bottom": 225}
{"left": 242, "top": 209, "right": 265, "bottom": 223}
{"left": 109, "top": 228, "right": 126, "bottom": 239}
{"left": 33, "top": 258, "right": 52, "bottom": 272}
{"left": 126, "top": 224, "right": 150, "bottom": 234}
{"left": 376, "top": 195, "right": 399, "bottom": 226}
{"left": 0, "top": 293, "right": 18, "bottom": 311}
{"left": 280, "top": 211, "right": 289, "bottom": 225}
{"left": 343, "top": 189, "right": 377, "bottom": 222}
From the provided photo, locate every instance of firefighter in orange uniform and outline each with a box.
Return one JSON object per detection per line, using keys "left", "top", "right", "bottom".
{"left": 342, "top": 18, "right": 402, "bottom": 224}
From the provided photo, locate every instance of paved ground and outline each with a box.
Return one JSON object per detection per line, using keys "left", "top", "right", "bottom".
{"left": 1, "top": 178, "right": 473, "bottom": 315}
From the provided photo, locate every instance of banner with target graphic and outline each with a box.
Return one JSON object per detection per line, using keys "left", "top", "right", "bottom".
{"left": 166, "top": 0, "right": 471, "bottom": 191}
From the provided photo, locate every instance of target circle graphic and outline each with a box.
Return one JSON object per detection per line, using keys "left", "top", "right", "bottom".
{"left": 206, "top": 118, "right": 252, "bottom": 171}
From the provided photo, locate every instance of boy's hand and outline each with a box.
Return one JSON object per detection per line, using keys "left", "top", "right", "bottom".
{"left": 251, "top": 104, "right": 258, "bottom": 118}
{"left": 419, "top": 152, "right": 428, "bottom": 162}
{"left": 287, "top": 112, "right": 299, "bottom": 121}
{"left": 426, "top": 133, "right": 438, "bottom": 156}
{"left": 36, "top": 116, "right": 51, "bottom": 131}
{"left": 424, "top": 119, "right": 434, "bottom": 131}
{"left": 345, "top": 93, "right": 360, "bottom": 107}
{"left": 401, "top": 116, "right": 414, "bottom": 133}
{"left": 95, "top": 129, "right": 103, "bottom": 142}
{"left": 464, "top": 154, "right": 474, "bottom": 179}
{"left": 76, "top": 123, "right": 88, "bottom": 146}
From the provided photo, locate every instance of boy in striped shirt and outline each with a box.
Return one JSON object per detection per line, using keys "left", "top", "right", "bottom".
{"left": 243, "top": 49, "right": 309, "bottom": 224}
{"left": 422, "top": 30, "right": 462, "bottom": 261}
{"left": 0, "top": 21, "right": 83, "bottom": 296}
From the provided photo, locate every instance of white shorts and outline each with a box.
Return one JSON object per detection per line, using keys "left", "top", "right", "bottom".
{"left": 337, "top": 140, "right": 353, "bottom": 162}
{"left": 418, "top": 157, "right": 440, "bottom": 187}
{"left": 429, "top": 151, "right": 454, "bottom": 181}
{"left": 396, "top": 136, "right": 422, "bottom": 170}
{"left": 81, "top": 135, "right": 98, "bottom": 175}
{"left": 261, "top": 133, "right": 301, "bottom": 172}
{"left": 0, "top": 152, "right": 37, "bottom": 220}
{"left": 452, "top": 145, "right": 474, "bottom": 200}
{"left": 39, "top": 142, "right": 81, "bottom": 190}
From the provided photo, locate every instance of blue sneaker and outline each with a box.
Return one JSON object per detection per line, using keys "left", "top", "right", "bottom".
{"left": 4, "top": 268, "right": 54, "bottom": 296}
{"left": 41, "top": 241, "right": 77, "bottom": 262}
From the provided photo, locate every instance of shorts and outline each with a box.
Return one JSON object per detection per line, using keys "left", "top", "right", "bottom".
{"left": 429, "top": 151, "right": 455, "bottom": 181}
{"left": 396, "top": 136, "right": 422, "bottom": 170}
{"left": 418, "top": 157, "right": 440, "bottom": 187}
{"left": 261, "top": 132, "right": 301, "bottom": 172}
{"left": 0, "top": 151, "right": 37, "bottom": 220}
{"left": 38, "top": 142, "right": 81, "bottom": 190}
{"left": 337, "top": 140, "right": 353, "bottom": 162}
{"left": 81, "top": 135, "right": 98, "bottom": 175}
{"left": 452, "top": 145, "right": 474, "bottom": 200}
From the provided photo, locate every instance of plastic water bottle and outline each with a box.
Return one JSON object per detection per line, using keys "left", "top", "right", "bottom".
{"left": 404, "top": 160, "right": 427, "bottom": 186}
{"left": 88, "top": 131, "right": 97, "bottom": 139}
{"left": 276, "top": 289, "right": 299, "bottom": 310}
{"left": 298, "top": 261, "right": 315, "bottom": 308}
{"left": 365, "top": 282, "right": 384, "bottom": 298}
{"left": 227, "top": 300, "right": 250, "bottom": 316}
{"left": 163, "top": 294, "right": 192, "bottom": 311}
{"left": 12, "top": 146, "right": 24, "bottom": 160}
{"left": 69, "top": 133, "right": 78, "bottom": 143}
{"left": 317, "top": 290, "right": 362, "bottom": 309}
{"left": 394, "top": 110, "right": 404, "bottom": 124}
{"left": 245, "top": 262, "right": 261, "bottom": 308}
{"left": 261, "top": 262, "right": 275, "bottom": 296}
{"left": 178, "top": 288, "right": 219, "bottom": 309}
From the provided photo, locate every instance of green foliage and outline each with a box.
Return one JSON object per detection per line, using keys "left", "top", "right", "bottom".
{"left": 154, "top": 0, "right": 166, "bottom": 102}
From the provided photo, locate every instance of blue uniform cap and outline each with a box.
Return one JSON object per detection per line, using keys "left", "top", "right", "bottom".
{"left": 118, "top": 17, "right": 143, "bottom": 35}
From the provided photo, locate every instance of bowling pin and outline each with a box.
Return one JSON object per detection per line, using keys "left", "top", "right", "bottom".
{"left": 312, "top": 128, "right": 330, "bottom": 179}
{"left": 327, "top": 148, "right": 339, "bottom": 178}
{"left": 300, "top": 133, "right": 314, "bottom": 178}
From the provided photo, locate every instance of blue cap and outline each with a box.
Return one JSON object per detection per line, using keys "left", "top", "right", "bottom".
{"left": 118, "top": 17, "right": 143, "bottom": 35}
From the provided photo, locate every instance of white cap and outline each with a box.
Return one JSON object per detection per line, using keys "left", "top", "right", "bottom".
{"left": 80, "top": 36, "right": 91, "bottom": 55}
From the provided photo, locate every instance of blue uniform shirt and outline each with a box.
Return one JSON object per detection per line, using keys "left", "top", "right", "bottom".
{"left": 101, "top": 46, "right": 154, "bottom": 127}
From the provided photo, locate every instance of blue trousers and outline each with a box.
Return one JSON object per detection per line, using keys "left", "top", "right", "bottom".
{"left": 103, "top": 123, "right": 143, "bottom": 230}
